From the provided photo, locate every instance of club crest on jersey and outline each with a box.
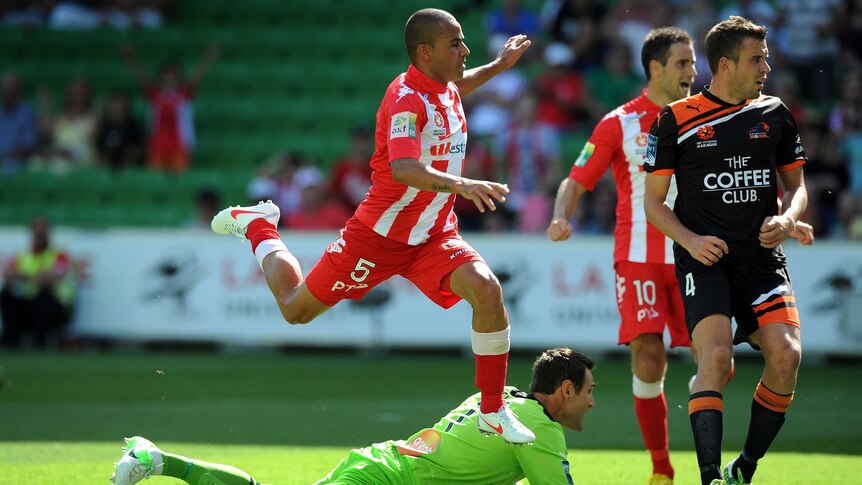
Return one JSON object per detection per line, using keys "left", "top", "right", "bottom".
{"left": 574, "top": 141, "right": 596, "bottom": 167}
{"left": 747, "top": 122, "right": 770, "bottom": 139}
{"left": 390, "top": 111, "right": 417, "bottom": 139}
{"left": 644, "top": 135, "right": 657, "bottom": 166}
{"left": 695, "top": 124, "right": 717, "bottom": 149}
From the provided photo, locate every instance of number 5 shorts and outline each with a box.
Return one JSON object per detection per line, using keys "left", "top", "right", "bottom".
{"left": 304, "top": 216, "right": 485, "bottom": 308}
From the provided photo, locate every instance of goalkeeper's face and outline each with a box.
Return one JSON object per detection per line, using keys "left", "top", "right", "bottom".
{"left": 559, "top": 369, "right": 596, "bottom": 432}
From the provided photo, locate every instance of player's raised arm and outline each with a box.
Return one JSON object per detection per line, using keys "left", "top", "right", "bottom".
{"left": 390, "top": 157, "right": 509, "bottom": 213}
{"left": 644, "top": 173, "right": 728, "bottom": 266}
{"left": 455, "top": 35, "right": 531, "bottom": 97}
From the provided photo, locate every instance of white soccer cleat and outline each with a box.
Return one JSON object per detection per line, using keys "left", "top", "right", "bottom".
{"left": 109, "top": 436, "right": 162, "bottom": 485}
{"left": 211, "top": 200, "right": 280, "bottom": 239}
{"left": 478, "top": 404, "right": 536, "bottom": 444}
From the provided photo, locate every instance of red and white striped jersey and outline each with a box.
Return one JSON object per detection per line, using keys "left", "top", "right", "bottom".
{"left": 567, "top": 89, "right": 677, "bottom": 264}
{"left": 354, "top": 65, "right": 467, "bottom": 246}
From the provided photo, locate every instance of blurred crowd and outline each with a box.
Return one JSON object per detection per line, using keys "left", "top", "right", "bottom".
{"left": 0, "top": 1, "right": 171, "bottom": 30}
{"left": 1, "top": 0, "right": 860, "bottom": 240}
{"left": 457, "top": 0, "right": 862, "bottom": 240}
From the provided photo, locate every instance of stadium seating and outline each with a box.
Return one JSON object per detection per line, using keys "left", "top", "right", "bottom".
{"left": 0, "top": 1, "right": 484, "bottom": 227}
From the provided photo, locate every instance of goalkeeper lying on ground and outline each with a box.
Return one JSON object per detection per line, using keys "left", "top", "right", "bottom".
{"left": 111, "top": 348, "right": 596, "bottom": 485}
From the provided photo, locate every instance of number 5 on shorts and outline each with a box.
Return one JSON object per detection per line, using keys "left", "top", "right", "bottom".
{"left": 685, "top": 272, "right": 696, "bottom": 296}
{"left": 351, "top": 258, "right": 376, "bottom": 283}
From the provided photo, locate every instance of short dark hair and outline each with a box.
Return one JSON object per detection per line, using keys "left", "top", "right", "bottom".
{"left": 404, "top": 8, "right": 455, "bottom": 64}
{"left": 641, "top": 27, "right": 692, "bottom": 80}
{"left": 704, "top": 16, "right": 767, "bottom": 74}
{"left": 530, "top": 348, "right": 595, "bottom": 394}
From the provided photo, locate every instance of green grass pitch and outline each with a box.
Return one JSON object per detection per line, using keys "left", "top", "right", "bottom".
{"left": 1, "top": 350, "right": 860, "bottom": 484}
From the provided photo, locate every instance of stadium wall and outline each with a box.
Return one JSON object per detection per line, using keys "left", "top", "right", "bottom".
{"left": 1, "top": 228, "right": 860, "bottom": 356}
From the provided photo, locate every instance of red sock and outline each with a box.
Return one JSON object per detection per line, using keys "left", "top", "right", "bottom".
{"left": 635, "top": 394, "right": 674, "bottom": 478}
{"left": 247, "top": 218, "right": 280, "bottom": 253}
{"left": 475, "top": 352, "right": 507, "bottom": 413}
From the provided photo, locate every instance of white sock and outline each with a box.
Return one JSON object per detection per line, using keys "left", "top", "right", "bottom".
{"left": 471, "top": 327, "right": 510, "bottom": 355}
{"left": 254, "top": 239, "right": 288, "bottom": 270}
{"left": 632, "top": 374, "right": 664, "bottom": 399}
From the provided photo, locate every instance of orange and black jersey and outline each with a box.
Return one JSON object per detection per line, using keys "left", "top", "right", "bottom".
{"left": 644, "top": 89, "right": 806, "bottom": 260}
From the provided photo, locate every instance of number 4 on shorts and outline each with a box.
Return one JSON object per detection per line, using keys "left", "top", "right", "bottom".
{"left": 685, "top": 272, "right": 696, "bottom": 296}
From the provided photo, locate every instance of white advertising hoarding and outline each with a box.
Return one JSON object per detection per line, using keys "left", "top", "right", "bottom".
{"left": 0, "top": 228, "right": 860, "bottom": 355}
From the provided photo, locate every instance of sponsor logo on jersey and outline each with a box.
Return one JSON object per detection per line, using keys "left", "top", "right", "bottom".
{"left": 696, "top": 124, "right": 714, "bottom": 140}
{"left": 747, "top": 122, "right": 770, "bottom": 139}
{"left": 429, "top": 141, "right": 466, "bottom": 156}
{"left": 575, "top": 141, "right": 596, "bottom": 167}
{"left": 645, "top": 135, "right": 657, "bottom": 166}
{"left": 685, "top": 103, "right": 702, "bottom": 112}
{"left": 390, "top": 111, "right": 417, "bottom": 139}
{"left": 396, "top": 84, "right": 414, "bottom": 103}
{"left": 635, "top": 133, "right": 649, "bottom": 147}
{"left": 702, "top": 155, "right": 771, "bottom": 204}
{"left": 396, "top": 430, "right": 441, "bottom": 457}
{"left": 695, "top": 124, "right": 717, "bottom": 148}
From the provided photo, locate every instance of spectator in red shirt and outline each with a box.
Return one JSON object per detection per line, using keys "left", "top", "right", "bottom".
{"left": 121, "top": 42, "right": 220, "bottom": 172}
{"left": 329, "top": 124, "right": 374, "bottom": 211}
{"left": 284, "top": 183, "right": 352, "bottom": 231}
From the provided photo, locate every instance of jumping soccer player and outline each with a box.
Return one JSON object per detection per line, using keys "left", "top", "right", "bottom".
{"left": 211, "top": 8, "right": 534, "bottom": 443}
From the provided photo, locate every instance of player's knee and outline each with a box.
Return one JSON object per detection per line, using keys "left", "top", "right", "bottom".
{"left": 633, "top": 355, "right": 665, "bottom": 382}
{"left": 280, "top": 305, "right": 314, "bottom": 325}
{"left": 701, "top": 345, "right": 733, "bottom": 378}
{"left": 469, "top": 272, "right": 503, "bottom": 305}
{"left": 767, "top": 339, "right": 802, "bottom": 377}
{"left": 631, "top": 337, "right": 666, "bottom": 381}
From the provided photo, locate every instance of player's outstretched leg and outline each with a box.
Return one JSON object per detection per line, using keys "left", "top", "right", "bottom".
{"left": 110, "top": 436, "right": 162, "bottom": 485}
{"left": 452, "top": 263, "right": 535, "bottom": 445}
{"left": 212, "top": 200, "right": 327, "bottom": 325}
{"left": 110, "top": 436, "right": 264, "bottom": 485}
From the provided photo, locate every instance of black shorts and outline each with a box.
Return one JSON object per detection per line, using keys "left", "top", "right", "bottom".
{"left": 674, "top": 252, "right": 800, "bottom": 349}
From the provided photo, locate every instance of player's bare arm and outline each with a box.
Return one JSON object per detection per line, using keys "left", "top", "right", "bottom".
{"left": 390, "top": 157, "right": 508, "bottom": 213}
{"left": 776, "top": 195, "right": 815, "bottom": 245}
{"left": 644, "top": 173, "right": 728, "bottom": 266}
{"left": 455, "top": 35, "right": 531, "bottom": 97}
{"left": 759, "top": 167, "right": 808, "bottom": 249}
{"left": 789, "top": 221, "right": 814, "bottom": 245}
{"left": 547, "top": 178, "right": 589, "bottom": 241}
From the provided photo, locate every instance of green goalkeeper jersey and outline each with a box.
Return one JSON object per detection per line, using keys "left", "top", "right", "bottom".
{"left": 315, "top": 387, "right": 574, "bottom": 485}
